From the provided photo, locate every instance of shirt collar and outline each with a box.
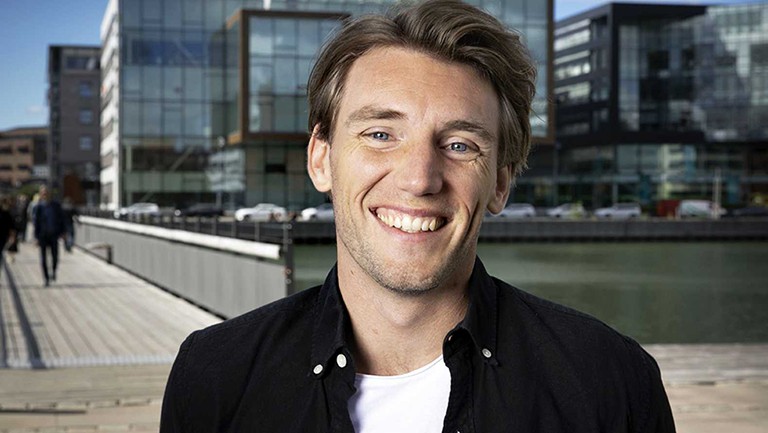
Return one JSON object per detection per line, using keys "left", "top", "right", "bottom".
{"left": 454, "top": 257, "right": 499, "bottom": 363}
{"left": 310, "top": 258, "right": 500, "bottom": 371}
{"left": 310, "top": 264, "right": 350, "bottom": 372}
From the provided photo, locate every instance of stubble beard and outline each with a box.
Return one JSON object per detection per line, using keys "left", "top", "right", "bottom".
{"left": 336, "top": 206, "right": 477, "bottom": 297}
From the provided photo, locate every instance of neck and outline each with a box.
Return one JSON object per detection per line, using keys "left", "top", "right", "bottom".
{"left": 337, "top": 254, "right": 471, "bottom": 376}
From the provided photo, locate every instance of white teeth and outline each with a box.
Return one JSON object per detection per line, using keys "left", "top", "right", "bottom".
{"left": 376, "top": 210, "right": 442, "bottom": 233}
{"left": 401, "top": 215, "right": 412, "bottom": 230}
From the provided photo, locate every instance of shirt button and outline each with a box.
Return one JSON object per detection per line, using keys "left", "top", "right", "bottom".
{"left": 313, "top": 364, "right": 323, "bottom": 375}
{"left": 482, "top": 348, "right": 492, "bottom": 358}
{"left": 336, "top": 353, "right": 347, "bottom": 368}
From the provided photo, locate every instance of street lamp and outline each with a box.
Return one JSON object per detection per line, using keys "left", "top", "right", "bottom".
{"left": 216, "top": 136, "right": 226, "bottom": 208}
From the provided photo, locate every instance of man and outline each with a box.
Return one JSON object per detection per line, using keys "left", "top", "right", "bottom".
{"left": 61, "top": 197, "right": 78, "bottom": 252}
{"left": 161, "top": 1, "right": 675, "bottom": 431}
{"left": 32, "top": 186, "right": 65, "bottom": 286}
{"left": 0, "top": 196, "right": 15, "bottom": 274}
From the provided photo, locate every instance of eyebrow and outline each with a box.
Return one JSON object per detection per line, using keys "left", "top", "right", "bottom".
{"left": 344, "top": 106, "right": 406, "bottom": 127}
{"left": 443, "top": 120, "right": 496, "bottom": 144}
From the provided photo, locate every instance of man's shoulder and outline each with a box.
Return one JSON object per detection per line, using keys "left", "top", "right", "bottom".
{"left": 485, "top": 278, "right": 673, "bottom": 431}
{"left": 187, "top": 285, "right": 321, "bottom": 355}
{"left": 492, "top": 277, "right": 646, "bottom": 359}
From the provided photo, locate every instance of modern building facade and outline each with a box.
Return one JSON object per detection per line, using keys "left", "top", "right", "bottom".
{"left": 99, "top": 0, "right": 553, "bottom": 211}
{"left": 0, "top": 126, "right": 48, "bottom": 192}
{"left": 48, "top": 45, "right": 102, "bottom": 206}
{"left": 554, "top": 2, "right": 768, "bottom": 209}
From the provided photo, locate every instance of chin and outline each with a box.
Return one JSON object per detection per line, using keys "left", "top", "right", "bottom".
{"left": 368, "top": 259, "right": 459, "bottom": 297}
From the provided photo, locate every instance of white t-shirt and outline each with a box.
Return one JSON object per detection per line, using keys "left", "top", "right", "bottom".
{"left": 347, "top": 355, "right": 451, "bottom": 433}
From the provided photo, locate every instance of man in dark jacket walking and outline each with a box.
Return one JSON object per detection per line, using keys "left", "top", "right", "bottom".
{"left": 0, "top": 195, "right": 16, "bottom": 277}
{"left": 32, "top": 186, "right": 65, "bottom": 286}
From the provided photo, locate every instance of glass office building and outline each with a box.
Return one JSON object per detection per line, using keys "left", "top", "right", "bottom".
{"left": 100, "top": 0, "right": 553, "bottom": 210}
{"left": 555, "top": 2, "right": 768, "bottom": 208}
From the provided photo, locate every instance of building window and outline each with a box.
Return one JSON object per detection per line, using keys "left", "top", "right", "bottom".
{"left": 101, "top": 151, "right": 114, "bottom": 169}
{"left": 79, "top": 136, "right": 94, "bottom": 150}
{"left": 79, "top": 81, "right": 93, "bottom": 98}
{"left": 79, "top": 109, "right": 94, "bottom": 125}
{"left": 65, "top": 55, "right": 98, "bottom": 71}
{"left": 555, "top": 29, "right": 591, "bottom": 52}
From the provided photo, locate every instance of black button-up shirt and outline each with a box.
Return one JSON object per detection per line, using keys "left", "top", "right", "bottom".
{"left": 160, "top": 258, "right": 675, "bottom": 432}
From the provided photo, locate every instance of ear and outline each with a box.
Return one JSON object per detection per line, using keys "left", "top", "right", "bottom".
{"left": 486, "top": 164, "right": 512, "bottom": 215}
{"left": 307, "top": 125, "right": 332, "bottom": 193}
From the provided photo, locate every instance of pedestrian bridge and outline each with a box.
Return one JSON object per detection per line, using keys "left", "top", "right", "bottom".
{"left": 76, "top": 216, "right": 293, "bottom": 319}
{"left": 0, "top": 242, "right": 221, "bottom": 369}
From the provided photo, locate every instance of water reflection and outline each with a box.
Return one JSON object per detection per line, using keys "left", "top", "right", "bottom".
{"left": 294, "top": 242, "right": 768, "bottom": 344}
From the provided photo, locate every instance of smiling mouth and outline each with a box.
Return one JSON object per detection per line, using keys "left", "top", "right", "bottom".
{"left": 374, "top": 208, "right": 446, "bottom": 233}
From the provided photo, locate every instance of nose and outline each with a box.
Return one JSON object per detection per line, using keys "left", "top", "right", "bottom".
{"left": 393, "top": 141, "right": 444, "bottom": 196}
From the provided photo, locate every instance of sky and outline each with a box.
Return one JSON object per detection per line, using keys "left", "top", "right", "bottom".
{"left": 0, "top": 0, "right": 758, "bottom": 131}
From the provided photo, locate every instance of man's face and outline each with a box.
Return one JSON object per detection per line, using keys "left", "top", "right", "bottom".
{"left": 39, "top": 188, "right": 48, "bottom": 201}
{"left": 308, "top": 46, "right": 511, "bottom": 295}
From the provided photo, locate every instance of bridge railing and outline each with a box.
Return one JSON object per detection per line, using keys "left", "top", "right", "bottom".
{"left": 75, "top": 211, "right": 295, "bottom": 319}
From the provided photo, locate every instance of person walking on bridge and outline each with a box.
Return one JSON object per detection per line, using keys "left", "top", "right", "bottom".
{"left": 0, "top": 195, "right": 16, "bottom": 277}
{"left": 32, "top": 186, "right": 65, "bottom": 287}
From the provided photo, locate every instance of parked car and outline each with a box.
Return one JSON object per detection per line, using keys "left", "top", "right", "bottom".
{"left": 173, "top": 203, "right": 223, "bottom": 218}
{"left": 730, "top": 205, "right": 768, "bottom": 218}
{"left": 113, "top": 202, "right": 160, "bottom": 219}
{"left": 301, "top": 203, "right": 335, "bottom": 221}
{"left": 546, "top": 203, "right": 586, "bottom": 219}
{"left": 494, "top": 203, "right": 536, "bottom": 218}
{"left": 234, "top": 203, "right": 287, "bottom": 222}
{"left": 677, "top": 200, "right": 726, "bottom": 218}
{"left": 594, "top": 203, "right": 641, "bottom": 219}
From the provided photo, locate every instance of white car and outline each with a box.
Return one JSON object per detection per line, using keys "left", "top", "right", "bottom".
{"left": 301, "top": 203, "right": 334, "bottom": 221}
{"left": 546, "top": 203, "right": 586, "bottom": 219}
{"left": 114, "top": 202, "right": 160, "bottom": 219}
{"left": 594, "top": 203, "right": 641, "bottom": 219}
{"left": 678, "top": 200, "right": 726, "bottom": 218}
{"left": 495, "top": 203, "right": 536, "bottom": 218}
{"left": 234, "top": 203, "right": 287, "bottom": 222}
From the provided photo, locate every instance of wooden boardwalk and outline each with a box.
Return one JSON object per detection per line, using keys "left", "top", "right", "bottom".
{"left": 0, "top": 241, "right": 221, "bottom": 369}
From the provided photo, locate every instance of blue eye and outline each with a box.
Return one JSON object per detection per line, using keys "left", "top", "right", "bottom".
{"left": 449, "top": 142, "right": 468, "bottom": 152}
{"left": 370, "top": 131, "right": 390, "bottom": 140}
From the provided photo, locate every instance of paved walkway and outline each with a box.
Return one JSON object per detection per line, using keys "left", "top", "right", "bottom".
{"left": 0, "top": 241, "right": 220, "bottom": 431}
{"left": 0, "top": 241, "right": 220, "bottom": 369}
{"left": 0, "top": 240, "right": 766, "bottom": 432}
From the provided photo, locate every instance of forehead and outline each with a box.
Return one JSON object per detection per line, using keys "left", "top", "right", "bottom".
{"left": 335, "top": 46, "right": 499, "bottom": 132}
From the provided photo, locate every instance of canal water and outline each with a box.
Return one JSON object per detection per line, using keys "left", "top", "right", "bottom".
{"left": 293, "top": 242, "right": 768, "bottom": 344}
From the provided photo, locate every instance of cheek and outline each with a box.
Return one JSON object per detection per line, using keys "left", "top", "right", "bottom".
{"left": 457, "top": 165, "right": 497, "bottom": 203}
{"left": 330, "top": 151, "right": 388, "bottom": 201}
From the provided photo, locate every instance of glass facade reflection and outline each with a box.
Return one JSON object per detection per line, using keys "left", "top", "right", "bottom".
{"left": 100, "top": 0, "right": 553, "bottom": 210}
{"left": 554, "top": 2, "right": 768, "bottom": 209}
